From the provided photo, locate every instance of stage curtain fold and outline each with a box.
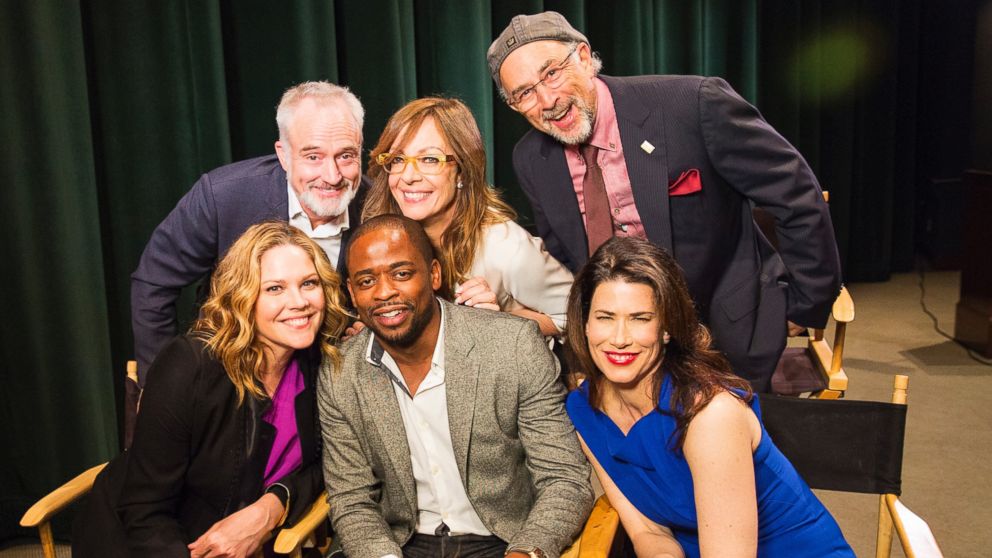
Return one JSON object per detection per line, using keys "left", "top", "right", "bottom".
{"left": 0, "top": 0, "right": 118, "bottom": 537}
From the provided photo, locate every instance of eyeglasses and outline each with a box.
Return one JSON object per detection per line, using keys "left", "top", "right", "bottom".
{"left": 507, "top": 45, "right": 580, "bottom": 111}
{"left": 375, "top": 152, "right": 457, "bottom": 175}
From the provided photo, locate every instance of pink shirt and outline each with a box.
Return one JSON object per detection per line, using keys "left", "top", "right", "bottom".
{"left": 262, "top": 359, "right": 305, "bottom": 486}
{"left": 565, "top": 77, "right": 646, "bottom": 239}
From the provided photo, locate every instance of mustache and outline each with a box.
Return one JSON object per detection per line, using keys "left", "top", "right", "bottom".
{"left": 306, "top": 176, "right": 353, "bottom": 191}
{"left": 541, "top": 100, "right": 570, "bottom": 120}
{"left": 367, "top": 300, "right": 415, "bottom": 314}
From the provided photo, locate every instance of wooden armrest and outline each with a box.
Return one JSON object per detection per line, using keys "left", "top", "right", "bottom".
{"left": 561, "top": 494, "right": 620, "bottom": 558}
{"left": 832, "top": 286, "right": 854, "bottom": 323}
{"left": 20, "top": 462, "right": 107, "bottom": 528}
{"left": 272, "top": 491, "right": 330, "bottom": 555}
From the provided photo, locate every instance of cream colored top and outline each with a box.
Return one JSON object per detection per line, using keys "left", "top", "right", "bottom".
{"left": 464, "top": 220, "right": 574, "bottom": 331}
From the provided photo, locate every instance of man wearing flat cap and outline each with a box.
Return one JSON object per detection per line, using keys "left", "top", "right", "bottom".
{"left": 488, "top": 11, "right": 842, "bottom": 392}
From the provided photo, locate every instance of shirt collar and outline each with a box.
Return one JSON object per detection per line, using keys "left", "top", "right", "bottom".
{"left": 287, "top": 182, "right": 351, "bottom": 238}
{"left": 585, "top": 77, "right": 621, "bottom": 153}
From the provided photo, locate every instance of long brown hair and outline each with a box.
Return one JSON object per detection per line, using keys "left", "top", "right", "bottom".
{"left": 565, "top": 236, "right": 752, "bottom": 448}
{"left": 193, "top": 221, "right": 349, "bottom": 403}
{"left": 363, "top": 96, "right": 516, "bottom": 293}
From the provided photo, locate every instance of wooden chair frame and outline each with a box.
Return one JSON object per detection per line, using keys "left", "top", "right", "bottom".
{"left": 761, "top": 375, "right": 943, "bottom": 557}
{"left": 807, "top": 284, "right": 854, "bottom": 399}
{"left": 19, "top": 472, "right": 331, "bottom": 558}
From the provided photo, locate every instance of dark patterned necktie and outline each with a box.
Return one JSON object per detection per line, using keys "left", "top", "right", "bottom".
{"left": 580, "top": 143, "right": 613, "bottom": 255}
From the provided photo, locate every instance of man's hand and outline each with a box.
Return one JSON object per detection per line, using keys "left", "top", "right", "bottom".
{"left": 454, "top": 276, "right": 500, "bottom": 311}
{"left": 787, "top": 320, "right": 806, "bottom": 337}
{"left": 342, "top": 320, "right": 366, "bottom": 341}
{"left": 188, "top": 493, "right": 283, "bottom": 558}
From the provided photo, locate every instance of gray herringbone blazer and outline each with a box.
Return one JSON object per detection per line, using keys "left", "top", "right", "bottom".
{"left": 318, "top": 300, "right": 593, "bottom": 558}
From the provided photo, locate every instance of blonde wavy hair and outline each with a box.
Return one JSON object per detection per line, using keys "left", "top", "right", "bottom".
{"left": 363, "top": 96, "right": 516, "bottom": 294}
{"left": 192, "top": 221, "right": 348, "bottom": 403}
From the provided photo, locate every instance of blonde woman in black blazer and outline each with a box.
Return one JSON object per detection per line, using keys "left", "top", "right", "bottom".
{"left": 74, "top": 221, "right": 348, "bottom": 557}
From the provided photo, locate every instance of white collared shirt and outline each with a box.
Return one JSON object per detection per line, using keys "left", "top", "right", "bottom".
{"left": 287, "top": 184, "right": 349, "bottom": 267}
{"left": 364, "top": 302, "right": 491, "bottom": 537}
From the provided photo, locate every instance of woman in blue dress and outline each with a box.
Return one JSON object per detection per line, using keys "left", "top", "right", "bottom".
{"left": 564, "top": 237, "right": 854, "bottom": 558}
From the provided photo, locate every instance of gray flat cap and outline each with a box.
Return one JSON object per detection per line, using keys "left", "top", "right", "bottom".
{"left": 487, "top": 11, "right": 588, "bottom": 86}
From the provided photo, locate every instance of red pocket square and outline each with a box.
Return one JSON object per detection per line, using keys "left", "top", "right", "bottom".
{"left": 669, "top": 169, "right": 702, "bottom": 196}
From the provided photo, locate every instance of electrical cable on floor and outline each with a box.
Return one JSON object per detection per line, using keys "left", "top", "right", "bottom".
{"left": 917, "top": 265, "right": 992, "bottom": 366}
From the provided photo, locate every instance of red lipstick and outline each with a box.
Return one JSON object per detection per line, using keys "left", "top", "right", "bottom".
{"left": 605, "top": 351, "right": 638, "bottom": 366}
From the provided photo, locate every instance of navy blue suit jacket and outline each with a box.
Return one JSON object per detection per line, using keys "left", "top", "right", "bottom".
{"left": 512, "top": 75, "right": 841, "bottom": 390}
{"left": 131, "top": 155, "right": 365, "bottom": 381}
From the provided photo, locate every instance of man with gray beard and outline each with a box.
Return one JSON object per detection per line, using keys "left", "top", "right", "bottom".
{"left": 489, "top": 12, "right": 842, "bottom": 392}
{"left": 131, "top": 81, "right": 367, "bottom": 382}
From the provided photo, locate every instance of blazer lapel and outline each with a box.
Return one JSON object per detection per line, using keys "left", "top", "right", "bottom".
{"left": 357, "top": 339, "right": 417, "bottom": 513}
{"left": 601, "top": 76, "right": 674, "bottom": 254}
{"left": 440, "top": 302, "right": 479, "bottom": 485}
{"left": 534, "top": 136, "right": 589, "bottom": 269}
{"left": 295, "top": 349, "right": 318, "bottom": 464}
{"left": 266, "top": 163, "right": 289, "bottom": 221}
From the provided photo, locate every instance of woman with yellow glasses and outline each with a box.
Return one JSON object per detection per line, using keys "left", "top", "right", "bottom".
{"left": 363, "top": 97, "right": 572, "bottom": 336}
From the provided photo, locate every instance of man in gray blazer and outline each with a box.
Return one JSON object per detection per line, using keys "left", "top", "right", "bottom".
{"left": 318, "top": 215, "right": 592, "bottom": 558}
{"left": 131, "top": 81, "right": 367, "bottom": 382}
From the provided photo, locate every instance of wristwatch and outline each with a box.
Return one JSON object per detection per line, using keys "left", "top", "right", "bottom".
{"left": 506, "top": 546, "right": 547, "bottom": 558}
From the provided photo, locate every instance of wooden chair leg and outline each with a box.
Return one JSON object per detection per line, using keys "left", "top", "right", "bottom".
{"left": 876, "top": 495, "right": 894, "bottom": 557}
{"left": 38, "top": 522, "right": 56, "bottom": 558}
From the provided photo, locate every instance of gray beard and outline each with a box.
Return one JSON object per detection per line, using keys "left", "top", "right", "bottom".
{"left": 542, "top": 99, "right": 595, "bottom": 145}
{"left": 293, "top": 177, "right": 356, "bottom": 219}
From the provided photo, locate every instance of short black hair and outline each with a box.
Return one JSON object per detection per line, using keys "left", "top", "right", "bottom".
{"left": 346, "top": 214, "right": 437, "bottom": 272}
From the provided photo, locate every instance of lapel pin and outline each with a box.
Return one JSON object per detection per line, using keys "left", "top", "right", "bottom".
{"left": 640, "top": 141, "right": 655, "bottom": 154}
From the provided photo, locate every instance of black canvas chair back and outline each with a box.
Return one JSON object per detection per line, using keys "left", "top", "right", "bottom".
{"left": 758, "top": 393, "right": 907, "bottom": 494}
{"left": 757, "top": 377, "right": 944, "bottom": 557}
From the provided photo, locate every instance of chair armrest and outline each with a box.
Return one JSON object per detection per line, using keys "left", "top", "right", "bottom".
{"left": 832, "top": 286, "right": 855, "bottom": 323}
{"left": 272, "top": 491, "right": 330, "bottom": 555}
{"left": 20, "top": 462, "right": 107, "bottom": 528}
{"left": 561, "top": 494, "right": 621, "bottom": 558}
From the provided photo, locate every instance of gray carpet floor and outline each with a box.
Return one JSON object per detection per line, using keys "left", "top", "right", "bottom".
{"left": 5, "top": 271, "right": 988, "bottom": 557}
{"left": 813, "top": 270, "right": 991, "bottom": 557}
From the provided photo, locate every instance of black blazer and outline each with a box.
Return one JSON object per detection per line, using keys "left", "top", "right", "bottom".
{"left": 130, "top": 154, "right": 367, "bottom": 381}
{"left": 73, "top": 335, "right": 322, "bottom": 557}
{"left": 512, "top": 75, "right": 842, "bottom": 390}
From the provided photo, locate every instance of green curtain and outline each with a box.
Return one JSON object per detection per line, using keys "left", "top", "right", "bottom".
{"left": 0, "top": 0, "right": 975, "bottom": 541}
{"left": 0, "top": 1, "right": 118, "bottom": 536}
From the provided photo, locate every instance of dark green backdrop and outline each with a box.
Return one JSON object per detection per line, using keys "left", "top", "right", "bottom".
{"left": 0, "top": 0, "right": 976, "bottom": 541}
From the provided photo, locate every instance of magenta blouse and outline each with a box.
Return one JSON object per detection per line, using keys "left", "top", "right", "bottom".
{"left": 262, "top": 359, "right": 305, "bottom": 486}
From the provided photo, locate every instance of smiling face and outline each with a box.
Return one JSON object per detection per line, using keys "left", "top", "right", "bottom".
{"left": 275, "top": 98, "right": 362, "bottom": 226}
{"left": 499, "top": 40, "right": 598, "bottom": 145}
{"left": 586, "top": 280, "right": 664, "bottom": 392}
{"left": 347, "top": 227, "right": 442, "bottom": 350}
{"left": 254, "top": 244, "right": 325, "bottom": 364}
{"left": 386, "top": 117, "right": 459, "bottom": 234}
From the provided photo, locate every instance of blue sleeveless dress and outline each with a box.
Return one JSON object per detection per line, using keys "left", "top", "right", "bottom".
{"left": 566, "top": 376, "right": 854, "bottom": 557}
